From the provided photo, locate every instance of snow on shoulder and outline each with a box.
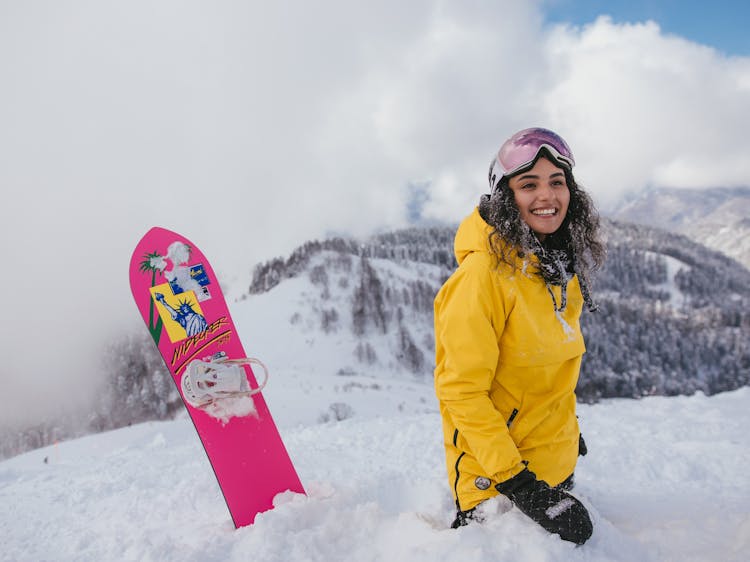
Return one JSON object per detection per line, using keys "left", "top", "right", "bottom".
{"left": 1, "top": 388, "right": 749, "bottom": 561}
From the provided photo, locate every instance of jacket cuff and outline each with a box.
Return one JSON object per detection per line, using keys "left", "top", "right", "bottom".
{"left": 491, "top": 461, "right": 528, "bottom": 486}
{"left": 495, "top": 466, "right": 536, "bottom": 496}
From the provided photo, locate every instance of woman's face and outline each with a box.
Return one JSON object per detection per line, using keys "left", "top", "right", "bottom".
{"left": 507, "top": 156, "right": 570, "bottom": 241}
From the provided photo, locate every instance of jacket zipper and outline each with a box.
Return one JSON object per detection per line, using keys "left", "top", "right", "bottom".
{"left": 506, "top": 408, "right": 519, "bottom": 428}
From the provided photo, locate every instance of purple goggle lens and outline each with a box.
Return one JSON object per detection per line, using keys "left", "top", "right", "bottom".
{"left": 489, "top": 127, "right": 575, "bottom": 190}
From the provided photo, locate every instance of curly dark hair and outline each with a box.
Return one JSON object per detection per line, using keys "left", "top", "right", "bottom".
{"left": 478, "top": 153, "right": 606, "bottom": 306}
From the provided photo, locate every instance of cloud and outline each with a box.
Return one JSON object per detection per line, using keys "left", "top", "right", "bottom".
{"left": 539, "top": 17, "right": 750, "bottom": 204}
{"left": 0, "top": 1, "right": 747, "bottom": 427}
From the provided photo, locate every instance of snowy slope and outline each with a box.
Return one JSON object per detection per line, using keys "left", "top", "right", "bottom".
{"left": 231, "top": 251, "right": 443, "bottom": 426}
{"left": 2, "top": 381, "right": 749, "bottom": 561}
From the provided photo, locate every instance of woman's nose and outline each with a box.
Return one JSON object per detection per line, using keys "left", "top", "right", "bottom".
{"left": 536, "top": 184, "right": 555, "bottom": 200}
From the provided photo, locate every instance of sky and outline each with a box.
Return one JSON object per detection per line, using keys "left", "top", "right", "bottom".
{"left": 1, "top": 0, "right": 749, "bottom": 427}
{"left": 543, "top": 0, "right": 750, "bottom": 57}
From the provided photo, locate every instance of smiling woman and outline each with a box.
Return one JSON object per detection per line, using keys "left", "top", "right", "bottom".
{"left": 433, "top": 127, "right": 606, "bottom": 544}
{"left": 507, "top": 158, "right": 571, "bottom": 241}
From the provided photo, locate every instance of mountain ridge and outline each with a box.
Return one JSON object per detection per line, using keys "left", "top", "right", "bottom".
{"left": 244, "top": 218, "right": 749, "bottom": 402}
{"left": 609, "top": 186, "right": 750, "bottom": 268}
{"left": 4, "top": 215, "right": 748, "bottom": 461}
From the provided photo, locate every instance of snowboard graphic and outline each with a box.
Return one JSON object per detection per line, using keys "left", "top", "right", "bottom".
{"left": 129, "top": 227, "right": 305, "bottom": 527}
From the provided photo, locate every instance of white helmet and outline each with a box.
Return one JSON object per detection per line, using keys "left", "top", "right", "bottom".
{"left": 181, "top": 354, "right": 269, "bottom": 408}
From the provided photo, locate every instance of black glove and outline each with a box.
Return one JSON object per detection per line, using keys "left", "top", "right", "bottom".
{"left": 496, "top": 468, "right": 593, "bottom": 545}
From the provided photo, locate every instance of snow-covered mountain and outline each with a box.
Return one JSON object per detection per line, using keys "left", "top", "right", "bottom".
{"left": 2, "top": 380, "right": 749, "bottom": 561}
{"left": 3, "top": 219, "right": 748, "bottom": 461}
{"left": 609, "top": 186, "right": 750, "bottom": 269}
{"left": 240, "top": 220, "right": 749, "bottom": 403}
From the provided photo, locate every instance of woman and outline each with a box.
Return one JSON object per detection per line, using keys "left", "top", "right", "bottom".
{"left": 433, "top": 127, "right": 605, "bottom": 545}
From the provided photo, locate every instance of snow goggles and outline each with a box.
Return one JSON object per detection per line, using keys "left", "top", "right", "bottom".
{"left": 488, "top": 127, "right": 575, "bottom": 190}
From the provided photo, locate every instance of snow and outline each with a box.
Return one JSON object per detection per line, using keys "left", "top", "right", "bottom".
{"left": 3, "top": 267, "right": 748, "bottom": 561}
{"left": 2, "top": 381, "right": 749, "bottom": 561}
{"left": 643, "top": 250, "right": 690, "bottom": 308}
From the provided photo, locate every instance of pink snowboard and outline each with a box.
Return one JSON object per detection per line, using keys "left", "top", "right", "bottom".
{"left": 129, "top": 227, "right": 304, "bottom": 527}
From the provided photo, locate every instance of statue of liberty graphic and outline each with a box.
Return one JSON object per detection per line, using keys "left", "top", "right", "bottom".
{"left": 154, "top": 292, "right": 208, "bottom": 337}
{"left": 140, "top": 240, "right": 212, "bottom": 344}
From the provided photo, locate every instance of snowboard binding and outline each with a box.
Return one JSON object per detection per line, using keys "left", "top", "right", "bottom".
{"left": 181, "top": 351, "right": 269, "bottom": 408}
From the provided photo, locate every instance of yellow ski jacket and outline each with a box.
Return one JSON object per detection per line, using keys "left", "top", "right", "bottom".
{"left": 434, "top": 207, "right": 586, "bottom": 511}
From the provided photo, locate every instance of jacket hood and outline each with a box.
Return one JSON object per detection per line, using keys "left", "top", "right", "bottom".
{"left": 454, "top": 206, "right": 545, "bottom": 280}
{"left": 454, "top": 206, "right": 597, "bottom": 312}
{"left": 454, "top": 207, "right": 493, "bottom": 266}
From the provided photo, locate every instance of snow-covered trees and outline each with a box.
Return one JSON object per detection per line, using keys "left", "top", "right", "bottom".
{"left": 247, "top": 218, "right": 750, "bottom": 402}
{"left": 5, "top": 217, "right": 748, "bottom": 460}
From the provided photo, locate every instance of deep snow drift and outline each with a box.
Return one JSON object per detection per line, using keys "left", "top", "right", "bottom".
{"left": 2, "top": 381, "right": 749, "bottom": 561}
